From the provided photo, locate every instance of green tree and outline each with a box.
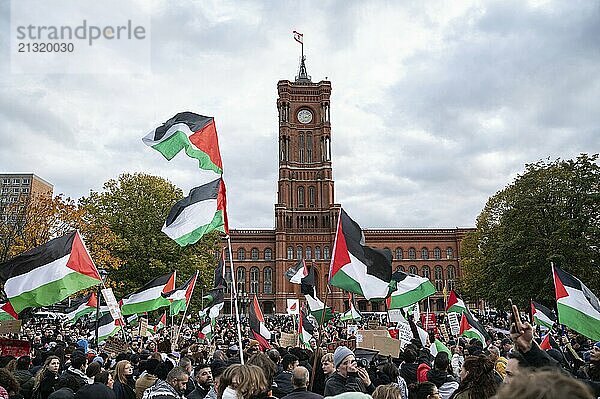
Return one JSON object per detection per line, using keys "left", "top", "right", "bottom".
{"left": 78, "top": 173, "right": 220, "bottom": 307}
{"left": 459, "top": 154, "right": 600, "bottom": 309}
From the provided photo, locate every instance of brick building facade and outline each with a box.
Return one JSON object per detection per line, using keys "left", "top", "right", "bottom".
{"left": 226, "top": 60, "right": 473, "bottom": 315}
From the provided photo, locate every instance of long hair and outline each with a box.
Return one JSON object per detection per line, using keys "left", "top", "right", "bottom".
{"left": 33, "top": 355, "right": 60, "bottom": 391}
{"left": 454, "top": 355, "right": 497, "bottom": 399}
{"left": 217, "top": 364, "right": 269, "bottom": 399}
{"left": 114, "top": 360, "right": 132, "bottom": 384}
{"left": 373, "top": 384, "right": 403, "bottom": 399}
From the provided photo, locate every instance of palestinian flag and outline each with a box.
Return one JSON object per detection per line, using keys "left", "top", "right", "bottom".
{"left": 163, "top": 272, "right": 198, "bottom": 315}
{"left": 142, "top": 112, "right": 223, "bottom": 175}
{"left": 154, "top": 311, "right": 167, "bottom": 332}
{"left": 329, "top": 209, "right": 393, "bottom": 300}
{"left": 430, "top": 339, "right": 452, "bottom": 361}
{"left": 65, "top": 293, "right": 97, "bottom": 324}
{"left": 299, "top": 309, "right": 315, "bottom": 349}
{"left": 286, "top": 258, "right": 308, "bottom": 284}
{"left": 0, "top": 231, "right": 101, "bottom": 313}
{"left": 531, "top": 301, "right": 556, "bottom": 330}
{"left": 304, "top": 288, "right": 333, "bottom": 324}
{"left": 552, "top": 264, "right": 600, "bottom": 341}
{"left": 540, "top": 334, "right": 551, "bottom": 350}
{"left": 213, "top": 250, "right": 226, "bottom": 289}
{"left": 126, "top": 313, "right": 140, "bottom": 327}
{"left": 286, "top": 299, "right": 299, "bottom": 315}
{"left": 446, "top": 291, "right": 469, "bottom": 315}
{"left": 97, "top": 313, "right": 122, "bottom": 343}
{"left": 162, "top": 178, "right": 229, "bottom": 247}
{"left": 0, "top": 303, "right": 17, "bottom": 320}
{"left": 386, "top": 270, "right": 435, "bottom": 309}
{"left": 340, "top": 293, "right": 362, "bottom": 321}
{"left": 204, "top": 288, "right": 224, "bottom": 307}
{"left": 207, "top": 302, "right": 224, "bottom": 319}
{"left": 459, "top": 312, "right": 488, "bottom": 345}
{"left": 120, "top": 273, "right": 175, "bottom": 315}
{"left": 249, "top": 295, "right": 271, "bottom": 350}
{"left": 198, "top": 317, "right": 216, "bottom": 342}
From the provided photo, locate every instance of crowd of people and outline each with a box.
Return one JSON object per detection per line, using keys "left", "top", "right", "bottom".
{"left": 0, "top": 306, "right": 598, "bottom": 399}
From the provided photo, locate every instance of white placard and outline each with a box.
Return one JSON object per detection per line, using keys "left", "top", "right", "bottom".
{"left": 447, "top": 312, "right": 460, "bottom": 336}
{"left": 356, "top": 333, "right": 363, "bottom": 343}
{"left": 286, "top": 299, "right": 299, "bottom": 315}
{"left": 387, "top": 309, "right": 406, "bottom": 323}
{"left": 101, "top": 288, "right": 122, "bottom": 321}
{"left": 397, "top": 322, "right": 414, "bottom": 347}
{"left": 347, "top": 324, "right": 358, "bottom": 336}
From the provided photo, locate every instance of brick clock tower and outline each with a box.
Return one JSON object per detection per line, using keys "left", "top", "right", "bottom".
{"left": 226, "top": 55, "right": 471, "bottom": 316}
{"left": 274, "top": 58, "right": 343, "bottom": 312}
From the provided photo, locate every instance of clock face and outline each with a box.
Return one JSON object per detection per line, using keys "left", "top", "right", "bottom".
{"left": 297, "top": 109, "right": 313, "bottom": 124}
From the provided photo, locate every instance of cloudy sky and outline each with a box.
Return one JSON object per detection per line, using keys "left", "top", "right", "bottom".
{"left": 1, "top": 0, "right": 598, "bottom": 229}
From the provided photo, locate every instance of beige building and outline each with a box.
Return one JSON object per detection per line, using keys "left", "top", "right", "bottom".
{"left": 0, "top": 173, "right": 53, "bottom": 223}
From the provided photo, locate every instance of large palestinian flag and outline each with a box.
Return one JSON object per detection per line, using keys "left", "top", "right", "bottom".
{"left": 459, "top": 312, "right": 488, "bottom": 345}
{"left": 386, "top": 270, "right": 435, "bottom": 309}
{"left": 446, "top": 290, "right": 469, "bottom": 315}
{"left": 299, "top": 309, "right": 315, "bottom": 349}
{"left": 142, "top": 112, "right": 223, "bottom": 175}
{"left": 121, "top": 273, "right": 175, "bottom": 315}
{"left": 65, "top": 293, "right": 98, "bottom": 324}
{"left": 0, "top": 231, "right": 101, "bottom": 313}
{"left": 163, "top": 271, "right": 198, "bottom": 315}
{"left": 286, "top": 258, "right": 308, "bottom": 284}
{"left": 552, "top": 264, "right": 600, "bottom": 341}
{"left": 249, "top": 295, "right": 271, "bottom": 350}
{"left": 97, "top": 313, "right": 122, "bottom": 343}
{"left": 531, "top": 301, "right": 557, "bottom": 330}
{"left": 304, "top": 288, "right": 333, "bottom": 324}
{"left": 329, "top": 209, "right": 393, "bottom": 300}
{"left": 162, "top": 178, "right": 229, "bottom": 246}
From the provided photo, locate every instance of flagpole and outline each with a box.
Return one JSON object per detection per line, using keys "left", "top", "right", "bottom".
{"left": 226, "top": 236, "right": 245, "bottom": 364}
{"left": 175, "top": 271, "right": 199, "bottom": 347}
{"left": 309, "top": 283, "right": 330, "bottom": 391}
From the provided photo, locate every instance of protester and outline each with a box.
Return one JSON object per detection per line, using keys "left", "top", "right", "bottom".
{"left": 450, "top": 355, "right": 497, "bottom": 399}
{"left": 143, "top": 367, "right": 189, "bottom": 399}
{"left": 280, "top": 366, "right": 322, "bottom": 399}
{"left": 495, "top": 368, "right": 594, "bottom": 399}
{"left": 12, "top": 356, "right": 34, "bottom": 399}
{"left": 323, "top": 346, "right": 374, "bottom": 396}
{"left": 135, "top": 359, "right": 159, "bottom": 399}
{"left": 47, "top": 374, "right": 80, "bottom": 399}
{"left": 0, "top": 368, "right": 21, "bottom": 399}
{"left": 113, "top": 360, "right": 136, "bottom": 399}
{"left": 32, "top": 356, "right": 61, "bottom": 399}
{"left": 273, "top": 354, "right": 298, "bottom": 397}
{"left": 372, "top": 384, "right": 403, "bottom": 399}
{"left": 412, "top": 382, "right": 440, "bottom": 399}
{"left": 425, "top": 353, "right": 458, "bottom": 399}
{"left": 186, "top": 364, "right": 213, "bottom": 399}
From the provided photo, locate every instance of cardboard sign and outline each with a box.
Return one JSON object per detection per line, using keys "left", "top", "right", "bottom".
{"left": 102, "top": 337, "right": 129, "bottom": 354}
{"left": 373, "top": 335, "right": 401, "bottom": 357}
{"left": 0, "top": 320, "right": 22, "bottom": 334}
{"left": 439, "top": 324, "right": 449, "bottom": 342}
{"left": 0, "top": 338, "right": 30, "bottom": 357}
{"left": 101, "top": 288, "right": 122, "bottom": 321}
{"left": 138, "top": 318, "right": 148, "bottom": 337}
{"left": 357, "top": 330, "right": 389, "bottom": 349}
{"left": 280, "top": 332, "right": 297, "bottom": 347}
{"left": 325, "top": 338, "right": 356, "bottom": 351}
{"left": 447, "top": 312, "right": 460, "bottom": 336}
{"left": 396, "top": 322, "right": 414, "bottom": 348}
{"left": 367, "top": 319, "right": 379, "bottom": 329}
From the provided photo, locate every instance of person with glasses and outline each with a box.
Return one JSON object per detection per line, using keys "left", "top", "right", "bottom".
{"left": 323, "top": 346, "right": 375, "bottom": 397}
{"left": 413, "top": 382, "right": 440, "bottom": 399}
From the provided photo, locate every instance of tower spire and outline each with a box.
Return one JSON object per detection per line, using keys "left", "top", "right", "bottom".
{"left": 293, "top": 30, "right": 311, "bottom": 83}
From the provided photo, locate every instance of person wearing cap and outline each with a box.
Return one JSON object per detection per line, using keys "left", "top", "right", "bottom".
{"left": 323, "top": 346, "right": 374, "bottom": 397}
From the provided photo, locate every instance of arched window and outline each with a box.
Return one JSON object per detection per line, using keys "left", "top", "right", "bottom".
{"left": 309, "top": 186, "right": 315, "bottom": 207}
{"left": 264, "top": 248, "right": 272, "bottom": 261}
{"left": 287, "top": 246, "right": 293, "bottom": 260}
{"left": 237, "top": 248, "right": 245, "bottom": 260}
{"left": 299, "top": 133, "right": 304, "bottom": 162}
{"left": 307, "top": 133, "right": 313, "bottom": 162}
{"left": 421, "top": 247, "right": 429, "bottom": 260}
{"left": 409, "top": 248, "right": 416, "bottom": 260}
{"left": 395, "top": 248, "right": 403, "bottom": 260}
{"left": 251, "top": 248, "right": 259, "bottom": 260}
{"left": 296, "top": 246, "right": 303, "bottom": 260}
{"left": 446, "top": 247, "right": 454, "bottom": 259}
{"left": 434, "top": 247, "right": 441, "bottom": 260}
{"left": 224, "top": 247, "right": 230, "bottom": 261}
{"left": 447, "top": 265, "right": 456, "bottom": 291}
{"left": 384, "top": 247, "right": 391, "bottom": 255}
{"left": 250, "top": 267, "right": 259, "bottom": 294}
{"left": 224, "top": 267, "right": 232, "bottom": 293}
{"left": 395, "top": 265, "right": 405, "bottom": 273}
{"left": 306, "top": 246, "right": 312, "bottom": 260}
{"left": 422, "top": 265, "right": 430, "bottom": 279}
{"left": 315, "top": 246, "right": 321, "bottom": 260}
{"left": 409, "top": 265, "right": 418, "bottom": 275}
{"left": 324, "top": 246, "right": 330, "bottom": 260}
{"left": 237, "top": 267, "right": 246, "bottom": 293}
{"left": 263, "top": 267, "right": 273, "bottom": 294}
{"left": 298, "top": 187, "right": 305, "bottom": 207}
{"left": 435, "top": 266, "right": 444, "bottom": 292}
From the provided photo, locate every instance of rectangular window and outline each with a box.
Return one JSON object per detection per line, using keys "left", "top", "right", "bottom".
{"left": 22, "top": 178, "right": 30, "bottom": 184}
{"left": 12, "top": 179, "right": 20, "bottom": 184}
{"left": 2, "top": 179, "right": 9, "bottom": 184}
{"left": 21, "top": 188, "right": 29, "bottom": 194}
{"left": 13, "top": 188, "right": 19, "bottom": 193}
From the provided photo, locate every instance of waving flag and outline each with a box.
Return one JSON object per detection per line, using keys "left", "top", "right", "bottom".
{"left": 387, "top": 270, "right": 435, "bottom": 309}
{"left": 163, "top": 271, "right": 198, "bottom": 315}
{"left": 304, "top": 287, "right": 333, "bottom": 324}
{"left": 341, "top": 293, "right": 362, "bottom": 321}
{"left": 65, "top": 293, "right": 97, "bottom": 324}
{"left": 293, "top": 30, "right": 303, "bottom": 44}
{"left": 0, "top": 302, "right": 17, "bottom": 321}
{"left": 329, "top": 209, "right": 393, "bottom": 300}
{"left": 142, "top": 112, "right": 223, "bottom": 174}
{"left": 531, "top": 301, "right": 557, "bottom": 330}
{"left": 459, "top": 312, "right": 488, "bottom": 345}
{"left": 0, "top": 231, "right": 101, "bottom": 314}
{"left": 97, "top": 313, "right": 123, "bottom": 343}
{"left": 552, "top": 264, "right": 600, "bottom": 341}
{"left": 446, "top": 290, "right": 469, "bottom": 315}
{"left": 162, "top": 178, "right": 229, "bottom": 246}
{"left": 121, "top": 273, "right": 175, "bottom": 315}
{"left": 249, "top": 295, "right": 271, "bottom": 349}
{"left": 299, "top": 308, "right": 315, "bottom": 349}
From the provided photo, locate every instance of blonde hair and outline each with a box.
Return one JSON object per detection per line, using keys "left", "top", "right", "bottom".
{"left": 372, "top": 384, "right": 403, "bottom": 399}
{"left": 321, "top": 353, "right": 333, "bottom": 363}
{"left": 217, "top": 364, "right": 269, "bottom": 399}
{"left": 33, "top": 356, "right": 60, "bottom": 391}
{"left": 114, "top": 360, "right": 131, "bottom": 384}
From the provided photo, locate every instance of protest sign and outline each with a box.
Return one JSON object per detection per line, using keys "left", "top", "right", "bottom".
{"left": 447, "top": 312, "right": 460, "bottom": 336}
{"left": 373, "top": 335, "right": 401, "bottom": 357}
{"left": 0, "top": 339, "right": 30, "bottom": 357}
{"left": 280, "top": 332, "right": 297, "bottom": 347}
{"left": 0, "top": 320, "right": 22, "bottom": 334}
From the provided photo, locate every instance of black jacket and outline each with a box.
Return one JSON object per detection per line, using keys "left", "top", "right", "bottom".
{"left": 75, "top": 383, "right": 116, "bottom": 399}
{"left": 113, "top": 379, "right": 136, "bottom": 399}
{"left": 273, "top": 371, "right": 294, "bottom": 398}
{"left": 323, "top": 372, "right": 374, "bottom": 397}
{"left": 187, "top": 385, "right": 210, "bottom": 399}
{"left": 280, "top": 388, "right": 323, "bottom": 399}
{"left": 426, "top": 369, "right": 458, "bottom": 388}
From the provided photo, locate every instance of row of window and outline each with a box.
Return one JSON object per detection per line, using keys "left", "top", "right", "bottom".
{"left": 1, "top": 178, "right": 30, "bottom": 185}
{"left": 287, "top": 245, "right": 330, "bottom": 260}
{"left": 224, "top": 267, "right": 273, "bottom": 294}
{"left": 1, "top": 187, "right": 29, "bottom": 194}
{"left": 235, "top": 248, "right": 273, "bottom": 261}
{"left": 391, "top": 247, "right": 454, "bottom": 260}
{"left": 297, "top": 186, "right": 316, "bottom": 208}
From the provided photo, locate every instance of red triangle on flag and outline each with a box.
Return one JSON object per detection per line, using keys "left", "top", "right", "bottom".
{"left": 290, "top": 303, "right": 297, "bottom": 311}
{"left": 540, "top": 334, "right": 551, "bottom": 350}
{"left": 459, "top": 313, "right": 470, "bottom": 334}
{"left": 189, "top": 119, "right": 223, "bottom": 170}
{"left": 1, "top": 302, "right": 18, "bottom": 319}
{"left": 162, "top": 273, "right": 176, "bottom": 294}
{"left": 553, "top": 268, "right": 569, "bottom": 300}
{"left": 87, "top": 292, "right": 98, "bottom": 308}
{"left": 66, "top": 232, "right": 101, "bottom": 281}
{"left": 329, "top": 216, "right": 352, "bottom": 279}
{"left": 446, "top": 290, "right": 458, "bottom": 310}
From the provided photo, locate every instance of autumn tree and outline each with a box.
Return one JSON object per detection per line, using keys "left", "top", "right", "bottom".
{"left": 78, "top": 173, "right": 220, "bottom": 306}
{"left": 459, "top": 154, "right": 600, "bottom": 309}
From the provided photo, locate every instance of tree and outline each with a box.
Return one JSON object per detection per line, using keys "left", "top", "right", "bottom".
{"left": 459, "top": 154, "right": 600, "bottom": 309}
{"left": 78, "top": 173, "right": 221, "bottom": 305}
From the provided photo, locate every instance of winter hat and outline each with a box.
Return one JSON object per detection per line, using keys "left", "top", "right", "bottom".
{"left": 333, "top": 346, "right": 354, "bottom": 369}
{"left": 594, "top": 342, "right": 600, "bottom": 349}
